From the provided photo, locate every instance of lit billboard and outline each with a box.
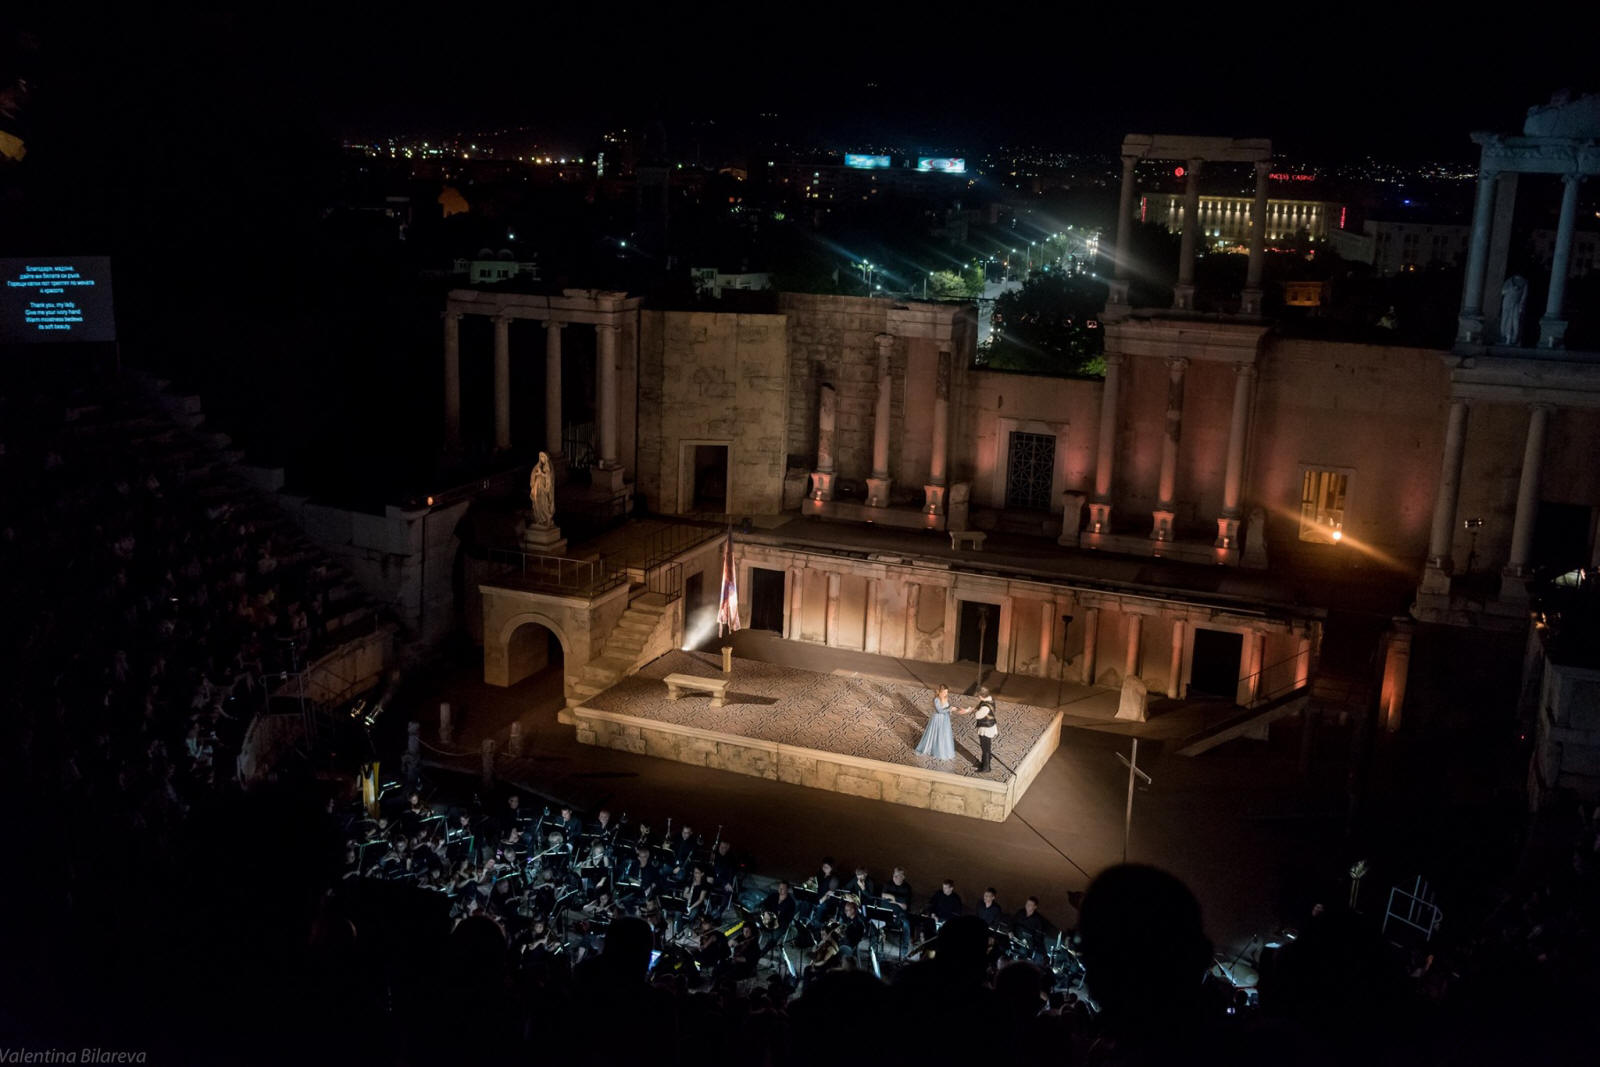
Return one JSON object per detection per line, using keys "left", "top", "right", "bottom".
{"left": 916, "top": 157, "right": 966, "bottom": 174}
{"left": 845, "top": 154, "right": 891, "bottom": 169}
{"left": 1, "top": 256, "right": 117, "bottom": 343}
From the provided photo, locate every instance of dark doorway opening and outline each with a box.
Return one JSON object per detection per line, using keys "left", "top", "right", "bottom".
{"left": 690, "top": 445, "right": 729, "bottom": 513}
{"left": 749, "top": 567, "right": 786, "bottom": 633}
{"left": 1190, "top": 628, "right": 1243, "bottom": 702}
{"left": 1532, "top": 502, "right": 1593, "bottom": 575}
{"left": 506, "top": 621, "right": 565, "bottom": 688}
{"left": 956, "top": 600, "right": 1000, "bottom": 666}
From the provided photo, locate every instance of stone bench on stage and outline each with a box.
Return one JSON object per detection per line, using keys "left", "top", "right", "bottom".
{"left": 664, "top": 672, "right": 729, "bottom": 707}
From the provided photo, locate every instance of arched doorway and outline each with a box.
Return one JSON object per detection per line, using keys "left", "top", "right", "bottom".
{"left": 501, "top": 615, "right": 568, "bottom": 689}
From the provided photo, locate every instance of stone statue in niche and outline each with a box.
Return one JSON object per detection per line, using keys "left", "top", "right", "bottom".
{"left": 528, "top": 452, "right": 556, "bottom": 528}
{"left": 1499, "top": 275, "right": 1528, "bottom": 347}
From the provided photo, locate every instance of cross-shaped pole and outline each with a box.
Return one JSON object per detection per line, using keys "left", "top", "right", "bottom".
{"left": 1116, "top": 738, "right": 1151, "bottom": 863}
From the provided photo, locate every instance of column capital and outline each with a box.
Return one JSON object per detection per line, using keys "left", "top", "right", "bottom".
{"left": 1120, "top": 153, "right": 1139, "bottom": 171}
{"left": 1253, "top": 160, "right": 1271, "bottom": 176}
{"left": 443, "top": 308, "right": 463, "bottom": 322}
{"left": 595, "top": 321, "right": 621, "bottom": 334}
{"left": 1166, "top": 356, "right": 1190, "bottom": 374}
{"left": 542, "top": 319, "right": 566, "bottom": 331}
{"left": 1103, "top": 351, "right": 1125, "bottom": 369}
{"left": 1561, "top": 171, "right": 1584, "bottom": 188}
{"left": 1186, "top": 157, "right": 1205, "bottom": 172}
{"left": 1233, "top": 361, "right": 1258, "bottom": 380}
{"left": 492, "top": 313, "right": 514, "bottom": 326}
{"left": 873, "top": 332, "right": 895, "bottom": 350}
{"left": 1527, "top": 400, "right": 1556, "bottom": 414}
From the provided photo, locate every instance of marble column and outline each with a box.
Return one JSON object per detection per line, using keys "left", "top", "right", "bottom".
{"left": 1241, "top": 162, "right": 1270, "bottom": 315}
{"left": 1538, "top": 174, "right": 1582, "bottom": 349}
{"left": 1167, "top": 619, "right": 1184, "bottom": 699}
{"left": 1173, "top": 160, "right": 1204, "bottom": 311}
{"left": 492, "top": 315, "right": 512, "bottom": 452}
{"left": 595, "top": 322, "right": 622, "bottom": 488}
{"left": 1088, "top": 354, "right": 1123, "bottom": 536}
{"left": 1505, "top": 404, "right": 1552, "bottom": 579}
{"left": 1081, "top": 607, "right": 1099, "bottom": 686}
{"left": 1038, "top": 602, "right": 1055, "bottom": 680}
{"left": 1422, "top": 399, "right": 1470, "bottom": 590}
{"left": 924, "top": 349, "right": 951, "bottom": 514}
{"left": 543, "top": 321, "right": 565, "bottom": 457}
{"left": 1215, "top": 363, "right": 1256, "bottom": 552}
{"left": 866, "top": 333, "right": 894, "bottom": 507}
{"left": 443, "top": 311, "right": 462, "bottom": 449}
{"left": 1107, "top": 154, "right": 1139, "bottom": 309}
{"left": 809, "top": 383, "right": 837, "bottom": 502}
{"left": 1151, "top": 357, "right": 1188, "bottom": 543}
{"left": 1457, "top": 169, "right": 1499, "bottom": 344}
{"left": 1124, "top": 614, "right": 1142, "bottom": 683}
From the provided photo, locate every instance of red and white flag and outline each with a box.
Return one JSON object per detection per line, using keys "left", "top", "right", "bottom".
{"left": 716, "top": 532, "right": 740, "bottom": 637}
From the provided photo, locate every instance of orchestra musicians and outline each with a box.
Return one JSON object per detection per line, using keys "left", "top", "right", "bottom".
{"left": 975, "top": 887, "right": 1004, "bottom": 927}
{"left": 880, "top": 866, "right": 915, "bottom": 951}
{"left": 927, "top": 878, "right": 965, "bottom": 931}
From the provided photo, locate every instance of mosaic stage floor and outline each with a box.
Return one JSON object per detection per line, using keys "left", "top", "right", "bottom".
{"left": 572, "top": 651, "right": 1062, "bottom": 821}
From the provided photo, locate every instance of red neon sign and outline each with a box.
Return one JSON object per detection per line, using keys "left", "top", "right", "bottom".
{"left": 1269, "top": 173, "right": 1316, "bottom": 182}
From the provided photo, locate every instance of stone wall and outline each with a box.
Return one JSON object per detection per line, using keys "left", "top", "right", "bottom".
{"left": 778, "top": 294, "right": 976, "bottom": 500}
{"left": 637, "top": 310, "right": 789, "bottom": 515}
{"left": 573, "top": 706, "right": 1055, "bottom": 822}
{"left": 1251, "top": 339, "right": 1449, "bottom": 572}
{"left": 963, "top": 371, "right": 1101, "bottom": 511}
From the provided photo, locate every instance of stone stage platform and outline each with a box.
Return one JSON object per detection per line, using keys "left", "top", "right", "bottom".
{"left": 571, "top": 651, "right": 1062, "bottom": 822}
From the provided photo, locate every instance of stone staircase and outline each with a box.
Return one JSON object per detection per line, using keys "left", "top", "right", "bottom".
{"left": 566, "top": 593, "right": 673, "bottom": 708}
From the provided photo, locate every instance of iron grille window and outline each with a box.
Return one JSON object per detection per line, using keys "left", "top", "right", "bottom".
{"left": 1006, "top": 431, "right": 1056, "bottom": 511}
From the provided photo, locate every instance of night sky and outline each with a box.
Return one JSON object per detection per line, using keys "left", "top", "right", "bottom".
{"left": 14, "top": 5, "right": 1600, "bottom": 161}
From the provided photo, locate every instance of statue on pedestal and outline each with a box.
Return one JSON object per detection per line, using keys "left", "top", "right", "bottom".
{"left": 529, "top": 452, "right": 556, "bottom": 528}
{"left": 1499, "top": 275, "right": 1528, "bottom": 347}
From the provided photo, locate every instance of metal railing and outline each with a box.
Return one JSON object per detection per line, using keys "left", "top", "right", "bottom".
{"left": 484, "top": 547, "right": 628, "bottom": 597}
{"left": 645, "top": 560, "right": 684, "bottom": 602}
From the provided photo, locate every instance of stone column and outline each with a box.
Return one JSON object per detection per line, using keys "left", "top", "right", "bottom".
{"left": 1422, "top": 399, "right": 1470, "bottom": 590}
{"left": 1216, "top": 363, "right": 1256, "bottom": 552}
{"left": 809, "top": 383, "right": 837, "bottom": 504}
{"left": 1088, "top": 353, "right": 1122, "bottom": 536}
{"left": 1081, "top": 607, "right": 1099, "bottom": 685}
{"left": 784, "top": 567, "right": 801, "bottom": 639}
{"left": 1167, "top": 619, "right": 1184, "bottom": 699}
{"left": 1456, "top": 169, "right": 1499, "bottom": 344}
{"left": 1245, "top": 631, "right": 1266, "bottom": 706}
{"left": 865, "top": 579, "right": 882, "bottom": 654}
{"left": 1107, "top": 154, "right": 1139, "bottom": 309}
{"left": 492, "top": 314, "right": 512, "bottom": 452}
{"left": 1538, "top": 174, "right": 1583, "bottom": 349}
{"left": 443, "top": 311, "right": 462, "bottom": 449}
{"left": 1483, "top": 172, "right": 1520, "bottom": 338}
{"left": 1173, "top": 160, "right": 1204, "bottom": 311}
{"left": 543, "top": 321, "right": 565, "bottom": 457}
{"left": 1124, "top": 614, "right": 1142, "bottom": 683}
{"left": 1151, "top": 357, "right": 1188, "bottom": 543}
{"left": 594, "top": 322, "right": 622, "bottom": 489}
{"left": 1379, "top": 620, "right": 1414, "bottom": 733}
{"left": 1505, "top": 404, "right": 1552, "bottom": 579}
{"left": 1038, "top": 602, "right": 1055, "bottom": 680}
{"left": 824, "top": 573, "right": 841, "bottom": 646}
{"left": 1241, "top": 162, "right": 1270, "bottom": 315}
{"left": 1294, "top": 635, "right": 1312, "bottom": 690}
{"left": 866, "top": 334, "right": 894, "bottom": 507}
{"left": 904, "top": 583, "right": 921, "bottom": 658}
{"left": 924, "top": 349, "right": 951, "bottom": 514}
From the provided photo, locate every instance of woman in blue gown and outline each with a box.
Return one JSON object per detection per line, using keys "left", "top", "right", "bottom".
{"left": 915, "top": 684, "right": 956, "bottom": 760}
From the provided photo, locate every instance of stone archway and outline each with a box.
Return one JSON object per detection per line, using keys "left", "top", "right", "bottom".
{"left": 486, "top": 607, "right": 574, "bottom": 690}
{"left": 500, "top": 613, "right": 568, "bottom": 689}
